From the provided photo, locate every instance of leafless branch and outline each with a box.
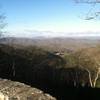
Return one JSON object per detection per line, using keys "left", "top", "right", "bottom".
{"left": 74, "top": 0, "right": 100, "bottom": 20}
{"left": 0, "top": 13, "right": 6, "bottom": 37}
{"left": 75, "top": 0, "right": 100, "bottom": 4}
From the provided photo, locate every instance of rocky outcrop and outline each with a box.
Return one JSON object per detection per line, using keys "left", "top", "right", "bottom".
{"left": 0, "top": 78, "right": 56, "bottom": 100}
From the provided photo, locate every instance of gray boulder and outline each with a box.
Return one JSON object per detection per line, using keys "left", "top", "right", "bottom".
{"left": 0, "top": 78, "right": 56, "bottom": 100}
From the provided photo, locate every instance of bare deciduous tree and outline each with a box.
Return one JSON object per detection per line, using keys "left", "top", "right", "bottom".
{"left": 74, "top": 47, "right": 100, "bottom": 87}
{"left": 74, "top": 0, "right": 100, "bottom": 20}
{"left": 0, "top": 13, "right": 6, "bottom": 37}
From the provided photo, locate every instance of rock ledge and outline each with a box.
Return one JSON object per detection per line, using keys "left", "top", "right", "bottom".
{"left": 0, "top": 78, "right": 56, "bottom": 100}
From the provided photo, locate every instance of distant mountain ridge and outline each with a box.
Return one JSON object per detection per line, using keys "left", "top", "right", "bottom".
{"left": 5, "top": 31, "right": 100, "bottom": 38}
{"left": 0, "top": 37, "right": 100, "bottom": 52}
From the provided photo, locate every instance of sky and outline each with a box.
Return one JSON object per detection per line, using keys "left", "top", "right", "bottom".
{"left": 1, "top": 0, "right": 100, "bottom": 37}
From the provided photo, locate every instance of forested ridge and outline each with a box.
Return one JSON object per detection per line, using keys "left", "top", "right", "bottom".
{"left": 0, "top": 43, "right": 100, "bottom": 100}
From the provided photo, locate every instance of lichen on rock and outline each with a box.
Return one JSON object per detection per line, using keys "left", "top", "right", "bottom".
{"left": 0, "top": 78, "right": 56, "bottom": 100}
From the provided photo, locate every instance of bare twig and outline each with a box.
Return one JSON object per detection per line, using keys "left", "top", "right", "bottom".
{"left": 75, "top": 0, "right": 100, "bottom": 4}
{"left": 74, "top": 0, "right": 100, "bottom": 20}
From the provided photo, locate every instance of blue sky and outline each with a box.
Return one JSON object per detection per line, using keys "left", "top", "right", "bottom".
{"left": 1, "top": 0, "right": 100, "bottom": 37}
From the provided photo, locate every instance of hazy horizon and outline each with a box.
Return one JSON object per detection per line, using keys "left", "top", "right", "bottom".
{"left": 3, "top": 31, "right": 100, "bottom": 38}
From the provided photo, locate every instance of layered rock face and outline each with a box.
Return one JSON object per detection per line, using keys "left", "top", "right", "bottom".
{"left": 0, "top": 78, "right": 56, "bottom": 100}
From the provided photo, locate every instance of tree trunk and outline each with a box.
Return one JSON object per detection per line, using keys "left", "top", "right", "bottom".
{"left": 92, "top": 72, "right": 99, "bottom": 87}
